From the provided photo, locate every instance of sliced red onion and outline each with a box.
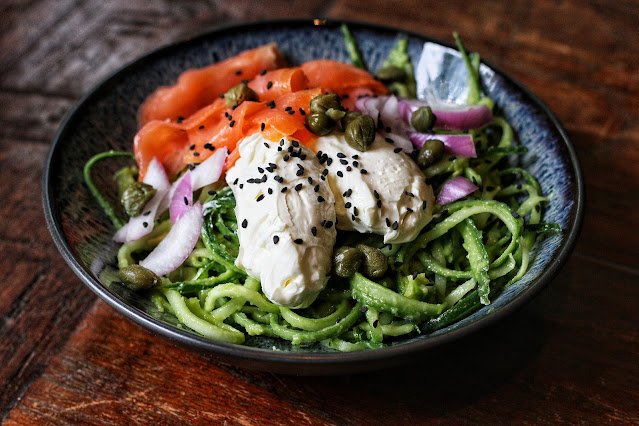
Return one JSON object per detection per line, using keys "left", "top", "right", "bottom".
{"left": 354, "top": 95, "right": 414, "bottom": 152}
{"left": 399, "top": 99, "right": 493, "bottom": 131}
{"left": 190, "top": 147, "right": 227, "bottom": 191}
{"left": 436, "top": 176, "right": 478, "bottom": 205}
{"left": 140, "top": 202, "right": 203, "bottom": 276}
{"left": 159, "top": 148, "right": 228, "bottom": 215}
{"left": 407, "top": 132, "right": 477, "bottom": 157}
{"left": 169, "top": 170, "right": 192, "bottom": 224}
{"left": 113, "top": 157, "right": 170, "bottom": 243}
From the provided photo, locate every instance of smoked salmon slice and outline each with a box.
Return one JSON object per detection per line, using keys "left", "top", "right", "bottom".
{"left": 134, "top": 46, "right": 388, "bottom": 180}
{"left": 138, "top": 43, "right": 286, "bottom": 125}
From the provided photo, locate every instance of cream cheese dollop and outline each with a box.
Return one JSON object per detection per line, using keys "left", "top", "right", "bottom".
{"left": 226, "top": 134, "right": 336, "bottom": 307}
{"left": 314, "top": 133, "right": 435, "bottom": 243}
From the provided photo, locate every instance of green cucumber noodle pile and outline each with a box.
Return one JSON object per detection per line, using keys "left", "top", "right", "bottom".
{"left": 85, "top": 30, "right": 559, "bottom": 351}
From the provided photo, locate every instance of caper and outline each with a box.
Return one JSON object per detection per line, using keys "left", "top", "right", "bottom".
{"left": 325, "top": 107, "right": 346, "bottom": 122}
{"left": 224, "top": 83, "right": 258, "bottom": 108}
{"left": 416, "top": 139, "right": 445, "bottom": 168}
{"left": 310, "top": 93, "right": 342, "bottom": 114}
{"left": 119, "top": 264, "right": 161, "bottom": 291}
{"left": 411, "top": 106, "right": 435, "bottom": 132}
{"left": 341, "top": 111, "right": 362, "bottom": 129}
{"left": 121, "top": 182, "right": 157, "bottom": 217}
{"left": 356, "top": 244, "right": 388, "bottom": 279}
{"left": 305, "top": 112, "right": 335, "bottom": 136}
{"left": 333, "top": 246, "right": 364, "bottom": 278}
{"left": 375, "top": 65, "right": 407, "bottom": 83}
{"left": 344, "top": 114, "right": 376, "bottom": 152}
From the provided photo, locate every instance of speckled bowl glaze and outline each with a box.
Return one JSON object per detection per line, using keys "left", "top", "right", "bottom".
{"left": 43, "top": 20, "right": 584, "bottom": 375}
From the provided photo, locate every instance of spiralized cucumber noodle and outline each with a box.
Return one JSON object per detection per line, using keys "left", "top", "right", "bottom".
{"left": 85, "top": 30, "right": 559, "bottom": 351}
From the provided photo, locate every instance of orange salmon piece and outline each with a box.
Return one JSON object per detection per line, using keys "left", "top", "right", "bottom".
{"left": 138, "top": 43, "right": 286, "bottom": 125}
{"left": 247, "top": 67, "right": 309, "bottom": 102}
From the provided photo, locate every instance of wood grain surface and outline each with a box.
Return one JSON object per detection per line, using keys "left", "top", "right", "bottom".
{"left": 1, "top": 0, "right": 638, "bottom": 424}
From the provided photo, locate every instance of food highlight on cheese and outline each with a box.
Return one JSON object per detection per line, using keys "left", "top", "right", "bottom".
{"left": 84, "top": 29, "right": 560, "bottom": 351}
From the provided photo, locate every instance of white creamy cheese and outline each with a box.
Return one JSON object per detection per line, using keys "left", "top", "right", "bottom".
{"left": 226, "top": 134, "right": 337, "bottom": 307}
{"left": 314, "top": 133, "right": 435, "bottom": 243}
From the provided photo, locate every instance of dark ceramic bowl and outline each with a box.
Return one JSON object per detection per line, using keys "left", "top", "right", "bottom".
{"left": 43, "top": 19, "right": 584, "bottom": 375}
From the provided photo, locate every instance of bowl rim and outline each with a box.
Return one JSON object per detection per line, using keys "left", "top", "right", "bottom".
{"left": 42, "top": 18, "right": 585, "bottom": 372}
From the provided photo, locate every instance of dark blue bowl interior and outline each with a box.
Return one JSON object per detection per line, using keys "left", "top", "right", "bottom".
{"left": 43, "top": 20, "right": 584, "bottom": 374}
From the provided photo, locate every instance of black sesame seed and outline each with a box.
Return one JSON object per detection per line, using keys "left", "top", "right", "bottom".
{"left": 352, "top": 161, "right": 359, "bottom": 167}
{"left": 393, "top": 147, "right": 402, "bottom": 153}
{"left": 233, "top": 178, "right": 239, "bottom": 185}
{"left": 353, "top": 206, "right": 359, "bottom": 216}
{"left": 337, "top": 152, "right": 346, "bottom": 158}
{"left": 283, "top": 154, "right": 290, "bottom": 161}
{"left": 385, "top": 126, "right": 391, "bottom": 133}
{"left": 294, "top": 239, "right": 303, "bottom": 245}
{"left": 311, "top": 226, "right": 317, "bottom": 236}
{"left": 340, "top": 159, "right": 348, "bottom": 165}
{"left": 189, "top": 144, "right": 195, "bottom": 150}
{"left": 344, "top": 202, "right": 352, "bottom": 208}
{"left": 324, "top": 221, "right": 333, "bottom": 228}
{"left": 314, "top": 184, "right": 320, "bottom": 192}
{"left": 322, "top": 169, "right": 329, "bottom": 176}
{"left": 307, "top": 177, "right": 313, "bottom": 184}
{"left": 266, "top": 81, "right": 273, "bottom": 89}
{"left": 296, "top": 169, "right": 303, "bottom": 176}
{"left": 261, "top": 175, "right": 267, "bottom": 182}
{"left": 405, "top": 191, "right": 415, "bottom": 197}
{"left": 351, "top": 214, "right": 356, "bottom": 221}
{"left": 346, "top": 166, "right": 352, "bottom": 171}
{"left": 327, "top": 158, "right": 333, "bottom": 166}
{"left": 261, "top": 122, "right": 266, "bottom": 131}
{"left": 352, "top": 154, "right": 359, "bottom": 159}
{"left": 142, "top": 222, "right": 148, "bottom": 228}
{"left": 407, "top": 207, "right": 413, "bottom": 212}
{"left": 295, "top": 183, "right": 303, "bottom": 191}
{"left": 258, "top": 167, "right": 264, "bottom": 173}
{"left": 273, "top": 235, "right": 279, "bottom": 244}
{"left": 377, "top": 200, "right": 382, "bottom": 208}
{"left": 183, "top": 197, "right": 188, "bottom": 205}
{"left": 337, "top": 171, "right": 343, "bottom": 177}
{"left": 285, "top": 106, "right": 292, "bottom": 111}
{"left": 264, "top": 142, "right": 269, "bottom": 148}
{"left": 281, "top": 187, "right": 288, "bottom": 193}
{"left": 317, "top": 196, "right": 325, "bottom": 203}
{"left": 239, "top": 184, "right": 244, "bottom": 189}
{"left": 268, "top": 188, "right": 273, "bottom": 195}
{"left": 386, "top": 218, "right": 391, "bottom": 227}
{"left": 229, "top": 120, "right": 235, "bottom": 127}
{"left": 199, "top": 125, "right": 205, "bottom": 130}
{"left": 373, "top": 190, "right": 380, "bottom": 199}
{"left": 274, "top": 175, "right": 283, "bottom": 183}
{"left": 299, "top": 108, "right": 306, "bottom": 115}
{"left": 266, "top": 100, "right": 275, "bottom": 108}
{"left": 287, "top": 110, "right": 295, "bottom": 115}
{"left": 360, "top": 169, "right": 368, "bottom": 174}
{"left": 176, "top": 117, "right": 184, "bottom": 123}
{"left": 372, "top": 320, "right": 379, "bottom": 328}
{"left": 235, "top": 70, "right": 242, "bottom": 75}
{"left": 392, "top": 220, "right": 398, "bottom": 230}
{"left": 242, "top": 219, "right": 248, "bottom": 228}
{"left": 320, "top": 219, "right": 326, "bottom": 226}
{"left": 422, "top": 200, "right": 428, "bottom": 210}
{"left": 292, "top": 140, "right": 299, "bottom": 147}
{"left": 143, "top": 210, "right": 151, "bottom": 216}
{"left": 193, "top": 152, "right": 200, "bottom": 157}
{"left": 224, "top": 234, "right": 232, "bottom": 242}
{"left": 256, "top": 194, "right": 265, "bottom": 202}
{"left": 385, "top": 137, "right": 394, "bottom": 144}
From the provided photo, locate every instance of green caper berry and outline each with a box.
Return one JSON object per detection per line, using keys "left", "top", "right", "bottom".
{"left": 341, "top": 111, "right": 362, "bottom": 129}
{"left": 325, "top": 108, "right": 346, "bottom": 122}
{"left": 374, "top": 65, "right": 407, "bottom": 83}
{"left": 310, "top": 93, "right": 342, "bottom": 114}
{"left": 356, "top": 244, "right": 388, "bottom": 279}
{"left": 344, "top": 114, "right": 376, "bottom": 152}
{"left": 121, "top": 182, "right": 157, "bottom": 217}
{"left": 305, "top": 112, "right": 335, "bottom": 136}
{"left": 333, "top": 246, "right": 364, "bottom": 278}
{"left": 411, "top": 106, "right": 435, "bottom": 132}
{"left": 224, "top": 83, "right": 258, "bottom": 108}
{"left": 119, "top": 264, "right": 161, "bottom": 291}
{"left": 417, "top": 139, "right": 445, "bottom": 168}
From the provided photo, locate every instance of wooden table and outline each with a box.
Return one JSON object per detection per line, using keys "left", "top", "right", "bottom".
{"left": 1, "top": 0, "right": 637, "bottom": 423}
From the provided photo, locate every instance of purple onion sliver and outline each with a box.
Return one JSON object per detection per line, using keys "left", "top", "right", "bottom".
{"left": 436, "top": 176, "right": 478, "bottom": 205}
{"left": 408, "top": 132, "right": 476, "bottom": 157}
{"left": 169, "top": 170, "right": 192, "bottom": 225}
